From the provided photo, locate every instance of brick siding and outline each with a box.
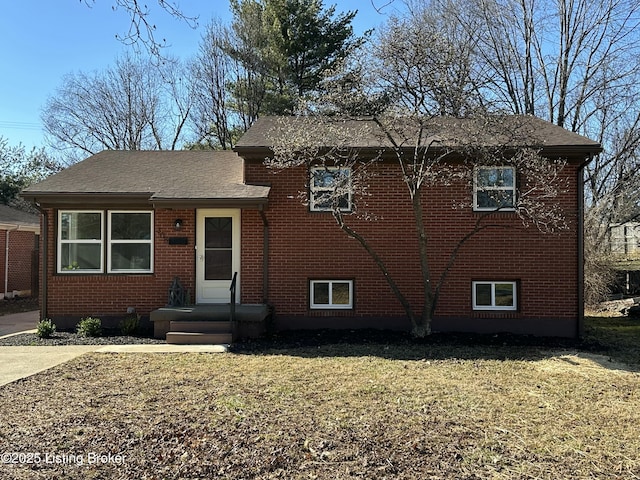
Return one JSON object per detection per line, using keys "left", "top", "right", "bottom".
{"left": 40, "top": 158, "right": 583, "bottom": 336}
{"left": 0, "top": 229, "right": 38, "bottom": 294}
{"left": 42, "top": 208, "right": 195, "bottom": 324}
{"left": 243, "top": 159, "right": 582, "bottom": 336}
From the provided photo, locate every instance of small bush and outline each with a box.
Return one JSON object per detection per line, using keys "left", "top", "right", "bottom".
{"left": 119, "top": 315, "right": 139, "bottom": 336}
{"left": 36, "top": 319, "right": 56, "bottom": 339}
{"left": 77, "top": 317, "right": 102, "bottom": 337}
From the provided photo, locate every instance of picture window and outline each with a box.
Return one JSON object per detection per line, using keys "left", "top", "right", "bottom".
{"left": 58, "top": 210, "right": 153, "bottom": 274}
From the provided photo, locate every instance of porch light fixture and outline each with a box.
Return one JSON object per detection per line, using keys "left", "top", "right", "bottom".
{"left": 174, "top": 219, "right": 183, "bottom": 230}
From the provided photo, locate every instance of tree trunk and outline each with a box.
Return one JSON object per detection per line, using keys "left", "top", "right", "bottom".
{"left": 332, "top": 213, "right": 422, "bottom": 333}
{"left": 411, "top": 188, "right": 434, "bottom": 337}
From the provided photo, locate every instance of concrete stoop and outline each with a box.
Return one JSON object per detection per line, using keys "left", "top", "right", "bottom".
{"left": 165, "top": 332, "right": 233, "bottom": 345}
{"left": 166, "top": 320, "right": 233, "bottom": 345}
{"left": 151, "top": 304, "right": 271, "bottom": 344}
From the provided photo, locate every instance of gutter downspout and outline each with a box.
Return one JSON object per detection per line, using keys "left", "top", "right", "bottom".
{"left": 39, "top": 209, "right": 48, "bottom": 320}
{"left": 4, "top": 226, "right": 18, "bottom": 298}
{"left": 577, "top": 154, "right": 593, "bottom": 338}
{"left": 259, "top": 209, "right": 269, "bottom": 304}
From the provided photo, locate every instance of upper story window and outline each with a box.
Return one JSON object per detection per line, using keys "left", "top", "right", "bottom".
{"left": 58, "top": 210, "right": 153, "bottom": 274}
{"left": 474, "top": 166, "right": 516, "bottom": 211}
{"left": 310, "top": 167, "right": 352, "bottom": 212}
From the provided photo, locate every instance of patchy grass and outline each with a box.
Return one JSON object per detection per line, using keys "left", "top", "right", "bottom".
{"left": 584, "top": 315, "right": 640, "bottom": 367}
{"left": 1, "top": 336, "right": 639, "bottom": 478}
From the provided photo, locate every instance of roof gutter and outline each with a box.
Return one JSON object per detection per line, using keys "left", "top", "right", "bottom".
{"left": 151, "top": 198, "right": 269, "bottom": 209}
{"left": 22, "top": 193, "right": 270, "bottom": 210}
{"left": 0, "top": 222, "right": 40, "bottom": 234}
{"left": 20, "top": 192, "right": 154, "bottom": 209}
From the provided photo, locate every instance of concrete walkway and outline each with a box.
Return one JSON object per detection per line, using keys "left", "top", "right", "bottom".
{"left": 0, "top": 345, "right": 101, "bottom": 386}
{"left": 0, "top": 311, "right": 228, "bottom": 387}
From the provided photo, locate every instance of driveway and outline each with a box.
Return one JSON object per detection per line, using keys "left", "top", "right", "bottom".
{"left": 0, "top": 310, "right": 39, "bottom": 337}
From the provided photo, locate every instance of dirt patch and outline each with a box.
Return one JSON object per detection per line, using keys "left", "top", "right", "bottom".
{"left": 539, "top": 351, "right": 637, "bottom": 374}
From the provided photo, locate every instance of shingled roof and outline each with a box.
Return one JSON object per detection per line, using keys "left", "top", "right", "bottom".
{"left": 21, "top": 150, "right": 270, "bottom": 208}
{"left": 0, "top": 204, "right": 40, "bottom": 231}
{"left": 235, "top": 115, "right": 602, "bottom": 159}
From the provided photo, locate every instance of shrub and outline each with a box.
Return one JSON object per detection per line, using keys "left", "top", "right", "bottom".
{"left": 77, "top": 317, "right": 102, "bottom": 337}
{"left": 119, "top": 315, "right": 139, "bottom": 336}
{"left": 36, "top": 318, "right": 56, "bottom": 339}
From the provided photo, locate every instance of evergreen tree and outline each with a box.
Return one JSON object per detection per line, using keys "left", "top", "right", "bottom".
{"left": 226, "top": 0, "right": 365, "bottom": 116}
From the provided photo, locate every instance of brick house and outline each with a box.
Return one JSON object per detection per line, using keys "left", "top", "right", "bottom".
{"left": 22, "top": 115, "right": 601, "bottom": 339}
{"left": 0, "top": 204, "right": 40, "bottom": 299}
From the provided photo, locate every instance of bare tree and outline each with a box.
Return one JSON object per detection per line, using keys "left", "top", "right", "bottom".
{"left": 458, "top": 0, "right": 640, "bottom": 130}
{"left": 81, "top": 0, "right": 198, "bottom": 58}
{"left": 189, "top": 19, "right": 248, "bottom": 150}
{"left": 389, "top": 0, "right": 640, "bottom": 305}
{"left": 42, "top": 55, "right": 191, "bottom": 160}
{"left": 267, "top": 114, "right": 570, "bottom": 337}
{"left": 375, "top": 2, "right": 484, "bottom": 116}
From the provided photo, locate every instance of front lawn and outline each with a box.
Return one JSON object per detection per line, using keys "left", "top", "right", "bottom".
{"left": 1, "top": 325, "right": 639, "bottom": 479}
{"left": 584, "top": 315, "right": 640, "bottom": 367}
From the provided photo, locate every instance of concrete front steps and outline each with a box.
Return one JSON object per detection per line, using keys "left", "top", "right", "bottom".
{"left": 151, "top": 304, "right": 271, "bottom": 344}
{"left": 165, "top": 321, "right": 233, "bottom": 345}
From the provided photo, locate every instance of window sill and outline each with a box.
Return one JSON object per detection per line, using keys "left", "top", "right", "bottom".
{"left": 472, "top": 208, "right": 516, "bottom": 213}
{"left": 473, "top": 311, "right": 520, "bottom": 318}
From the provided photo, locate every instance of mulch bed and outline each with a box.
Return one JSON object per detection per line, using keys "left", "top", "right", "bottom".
{"left": 0, "top": 330, "right": 165, "bottom": 346}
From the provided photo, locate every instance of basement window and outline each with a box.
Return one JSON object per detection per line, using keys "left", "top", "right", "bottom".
{"left": 310, "top": 280, "right": 353, "bottom": 309}
{"left": 472, "top": 281, "right": 517, "bottom": 311}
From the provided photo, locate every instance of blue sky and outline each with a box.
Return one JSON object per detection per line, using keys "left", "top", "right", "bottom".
{"left": 0, "top": 1, "right": 391, "bottom": 149}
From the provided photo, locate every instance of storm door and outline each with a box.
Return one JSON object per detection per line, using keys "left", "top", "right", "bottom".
{"left": 196, "top": 209, "right": 240, "bottom": 303}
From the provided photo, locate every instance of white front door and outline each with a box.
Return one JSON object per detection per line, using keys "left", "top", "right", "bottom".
{"left": 196, "top": 209, "right": 240, "bottom": 304}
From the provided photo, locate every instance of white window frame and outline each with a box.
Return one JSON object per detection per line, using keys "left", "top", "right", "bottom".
{"left": 57, "top": 210, "right": 104, "bottom": 273}
{"left": 310, "top": 280, "right": 354, "bottom": 309}
{"left": 58, "top": 210, "right": 154, "bottom": 274}
{"left": 473, "top": 166, "right": 516, "bottom": 211}
{"left": 472, "top": 281, "right": 517, "bottom": 311}
{"left": 309, "top": 166, "right": 353, "bottom": 212}
{"left": 107, "top": 211, "right": 154, "bottom": 273}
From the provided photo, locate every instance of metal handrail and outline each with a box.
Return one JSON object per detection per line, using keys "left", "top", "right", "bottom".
{"left": 229, "top": 272, "right": 237, "bottom": 323}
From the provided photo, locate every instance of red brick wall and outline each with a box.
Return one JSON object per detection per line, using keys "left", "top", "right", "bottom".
{"left": 0, "top": 229, "right": 37, "bottom": 294}
{"left": 243, "top": 159, "right": 582, "bottom": 336}
{"left": 40, "top": 157, "right": 583, "bottom": 336}
{"left": 42, "top": 208, "right": 196, "bottom": 322}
